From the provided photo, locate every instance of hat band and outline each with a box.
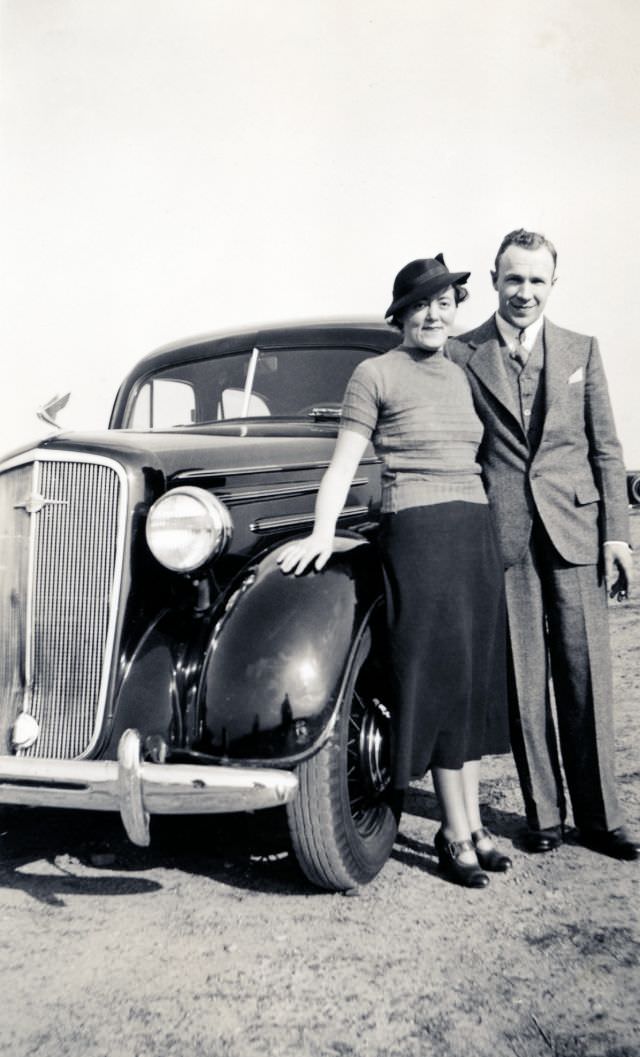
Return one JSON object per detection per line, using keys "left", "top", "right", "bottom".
{"left": 394, "top": 265, "right": 450, "bottom": 298}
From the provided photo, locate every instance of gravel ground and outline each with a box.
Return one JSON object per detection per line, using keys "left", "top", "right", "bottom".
{"left": 1, "top": 520, "right": 638, "bottom": 1057}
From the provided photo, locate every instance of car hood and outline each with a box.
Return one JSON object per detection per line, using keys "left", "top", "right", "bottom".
{"left": 7, "top": 422, "right": 343, "bottom": 483}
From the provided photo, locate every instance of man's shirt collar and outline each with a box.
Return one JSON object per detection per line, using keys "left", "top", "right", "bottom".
{"left": 495, "top": 312, "right": 545, "bottom": 353}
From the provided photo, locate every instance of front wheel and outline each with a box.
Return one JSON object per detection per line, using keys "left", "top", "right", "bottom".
{"left": 286, "top": 618, "right": 402, "bottom": 891}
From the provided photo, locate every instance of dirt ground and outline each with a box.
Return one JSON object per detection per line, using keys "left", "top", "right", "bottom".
{"left": 1, "top": 521, "right": 639, "bottom": 1057}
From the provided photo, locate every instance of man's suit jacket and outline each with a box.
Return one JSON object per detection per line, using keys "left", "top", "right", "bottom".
{"left": 448, "top": 317, "right": 629, "bottom": 568}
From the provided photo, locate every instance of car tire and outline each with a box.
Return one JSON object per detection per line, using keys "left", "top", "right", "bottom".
{"left": 286, "top": 617, "right": 402, "bottom": 891}
{"left": 628, "top": 472, "right": 640, "bottom": 506}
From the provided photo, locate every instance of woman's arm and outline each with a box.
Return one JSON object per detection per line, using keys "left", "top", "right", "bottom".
{"left": 277, "top": 428, "right": 369, "bottom": 574}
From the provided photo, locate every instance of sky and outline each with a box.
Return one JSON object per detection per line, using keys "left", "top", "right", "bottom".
{"left": 1, "top": 0, "right": 639, "bottom": 462}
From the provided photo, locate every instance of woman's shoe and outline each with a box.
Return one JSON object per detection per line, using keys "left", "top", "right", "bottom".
{"left": 434, "top": 828, "right": 490, "bottom": 888}
{"left": 471, "top": 827, "right": 513, "bottom": 872}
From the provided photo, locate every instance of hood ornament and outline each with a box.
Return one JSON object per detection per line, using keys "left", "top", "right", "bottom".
{"left": 37, "top": 391, "right": 70, "bottom": 429}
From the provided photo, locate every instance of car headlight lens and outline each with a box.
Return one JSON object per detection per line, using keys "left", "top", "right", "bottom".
{"left": 146, "top": 487, "right": 232, "bottom": 573}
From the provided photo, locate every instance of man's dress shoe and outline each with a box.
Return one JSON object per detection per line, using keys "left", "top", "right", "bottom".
{"left": 524, "top": 825, "right": 564, "bottom": 853}
{"left": 579, "top": 827, "right": 640, "bottom": 861}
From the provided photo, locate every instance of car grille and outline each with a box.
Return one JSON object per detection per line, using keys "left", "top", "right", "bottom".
{"left": 0, "top": 453, "right": 126, "bottom": 758}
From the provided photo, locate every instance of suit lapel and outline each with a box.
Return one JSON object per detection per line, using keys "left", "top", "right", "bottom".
{"left": 542, "top": 320, "right": 583, "bottom": 421}
{"left": 464, "top": 319, "right": 526, "bottom": 439}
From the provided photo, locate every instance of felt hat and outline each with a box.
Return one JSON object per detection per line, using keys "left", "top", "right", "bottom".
{"left": 385, "top": 254, "right": 470, "bottom": 320}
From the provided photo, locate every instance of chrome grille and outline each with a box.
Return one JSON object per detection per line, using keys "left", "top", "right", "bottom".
{"left": 0, "top": 464, "right": 32, "bottom": 754}
{"left": 0, "top": 454, "right": 126, "bottom": 759}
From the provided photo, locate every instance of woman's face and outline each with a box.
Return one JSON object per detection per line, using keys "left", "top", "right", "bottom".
{"left": 401, "top": 286, "right": 457, "bottom": 352}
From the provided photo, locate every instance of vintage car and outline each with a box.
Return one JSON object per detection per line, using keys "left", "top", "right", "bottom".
{"left": 0, "top": 321, "right": 404, "bottom": 892}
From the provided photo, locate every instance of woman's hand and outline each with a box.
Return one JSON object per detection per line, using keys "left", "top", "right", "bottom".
{"left": 277, "top": 429, "right": 368, "bottom": 576}
{"left": 277, "top": 533, "right": 334, "bottom": 575}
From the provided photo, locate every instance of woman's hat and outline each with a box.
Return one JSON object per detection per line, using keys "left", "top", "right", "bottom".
{"left": 385, "top": 254, "right": 470, "bottom": 320}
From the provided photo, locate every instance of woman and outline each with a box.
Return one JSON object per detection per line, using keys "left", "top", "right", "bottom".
{"left": 278, "top": 256, "right": 510, "bottom": 888}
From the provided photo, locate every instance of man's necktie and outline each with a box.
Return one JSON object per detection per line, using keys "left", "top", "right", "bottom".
{"left": 513, "top": 329, "right": 529, "bottom": 368}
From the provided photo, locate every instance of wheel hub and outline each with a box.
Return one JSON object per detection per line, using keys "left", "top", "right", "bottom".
{"left": 358, "top": 697, "right": 392, "bottom": 797}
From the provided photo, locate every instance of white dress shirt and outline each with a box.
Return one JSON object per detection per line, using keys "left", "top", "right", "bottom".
{"left": 494, "top": 312, "right": 544, "bottom": 354}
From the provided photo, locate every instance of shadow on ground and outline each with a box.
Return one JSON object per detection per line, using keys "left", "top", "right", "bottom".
{"left": 0, "top": 778, "right": 532, "bottom": 904}
{"left": 0, "top": 803, "right": 316, "bottom": 903}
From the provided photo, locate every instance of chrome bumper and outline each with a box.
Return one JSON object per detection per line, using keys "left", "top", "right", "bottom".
{"left": 0, "top": 729, "right": 299, "bottom": 846}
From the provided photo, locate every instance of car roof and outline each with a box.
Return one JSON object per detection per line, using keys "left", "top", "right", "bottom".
{"left": 132, "top": 319, "right": 396, "bottom": 373}
{"left": 109, "top": 319, "right": 398, "bottom": 428}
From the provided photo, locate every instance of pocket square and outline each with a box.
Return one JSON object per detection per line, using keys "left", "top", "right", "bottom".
{"left": 568, "top": 368, "right": 583, "bottom": 384}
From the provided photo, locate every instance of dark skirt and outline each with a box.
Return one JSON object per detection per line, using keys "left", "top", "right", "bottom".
{"left": 379, "top": 501, "right": 509, "bottom": 789}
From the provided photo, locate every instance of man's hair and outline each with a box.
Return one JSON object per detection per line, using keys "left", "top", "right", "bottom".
{"left": 494, "top": 229, "right": 557, "bottom": 273}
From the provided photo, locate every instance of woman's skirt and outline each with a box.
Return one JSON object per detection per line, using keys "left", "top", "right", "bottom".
{"left": 379, "top": 500, "right": 509, "bottom": 789}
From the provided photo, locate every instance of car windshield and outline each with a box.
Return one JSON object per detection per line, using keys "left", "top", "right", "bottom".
{"left": 125, "top": 345, "right": 377, "bottom": 429}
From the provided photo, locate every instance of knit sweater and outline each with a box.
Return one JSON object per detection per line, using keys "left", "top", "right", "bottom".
{"left": 340, "top": 346, "right": 487, "bottom": 512}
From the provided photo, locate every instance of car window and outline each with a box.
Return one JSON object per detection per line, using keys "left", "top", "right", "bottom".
{"left": 129, "top": 378, "right": 196, "bottom": 429}
{"left": 124, "top": 346, "right": 377, "bottom": 428}
{"left": 219, "top": 389, "right": 271, "bottom": 419}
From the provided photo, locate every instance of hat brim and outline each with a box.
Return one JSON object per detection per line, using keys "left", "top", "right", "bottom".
{"left": 385, "top": 270, "right": 470, "bottom": 320}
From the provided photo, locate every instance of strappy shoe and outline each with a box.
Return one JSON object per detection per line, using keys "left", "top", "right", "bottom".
{"left": 471, "top": 827, "right": 513, "bottom": 872}
{"left": 434, "top": 828, "right": 489, "bottom": 888}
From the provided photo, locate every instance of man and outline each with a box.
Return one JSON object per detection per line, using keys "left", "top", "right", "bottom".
{"left": 449, "top": 229, "right": 638, "bottom": 860}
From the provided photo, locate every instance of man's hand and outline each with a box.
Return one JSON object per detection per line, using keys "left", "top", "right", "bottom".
{"left": 603, "top": 541, "right": 633, "bottom": 602}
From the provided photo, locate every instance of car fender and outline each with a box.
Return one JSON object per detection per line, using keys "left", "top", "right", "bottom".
{"left": 198, "top": 537, "right": 385, "bottom": 764}
{"left": 103, "top": 607, "right": 206, "bottom": 759}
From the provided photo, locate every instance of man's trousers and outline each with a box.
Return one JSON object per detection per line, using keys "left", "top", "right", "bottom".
{"left": 504, "top": 522, "right": 623, "bottom": 833}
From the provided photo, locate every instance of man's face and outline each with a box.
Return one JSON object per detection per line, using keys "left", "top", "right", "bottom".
{"left": 492, "top": 244, "right": 556, "bottom": 329}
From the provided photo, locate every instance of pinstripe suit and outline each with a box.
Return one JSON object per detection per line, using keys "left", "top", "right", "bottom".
{"left": 449, "top": 316, "right": 629, "bottom": 832}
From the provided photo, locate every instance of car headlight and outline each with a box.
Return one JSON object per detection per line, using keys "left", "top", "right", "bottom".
{"left": 146, "top": 487, "right": 233, "bottom": 573}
